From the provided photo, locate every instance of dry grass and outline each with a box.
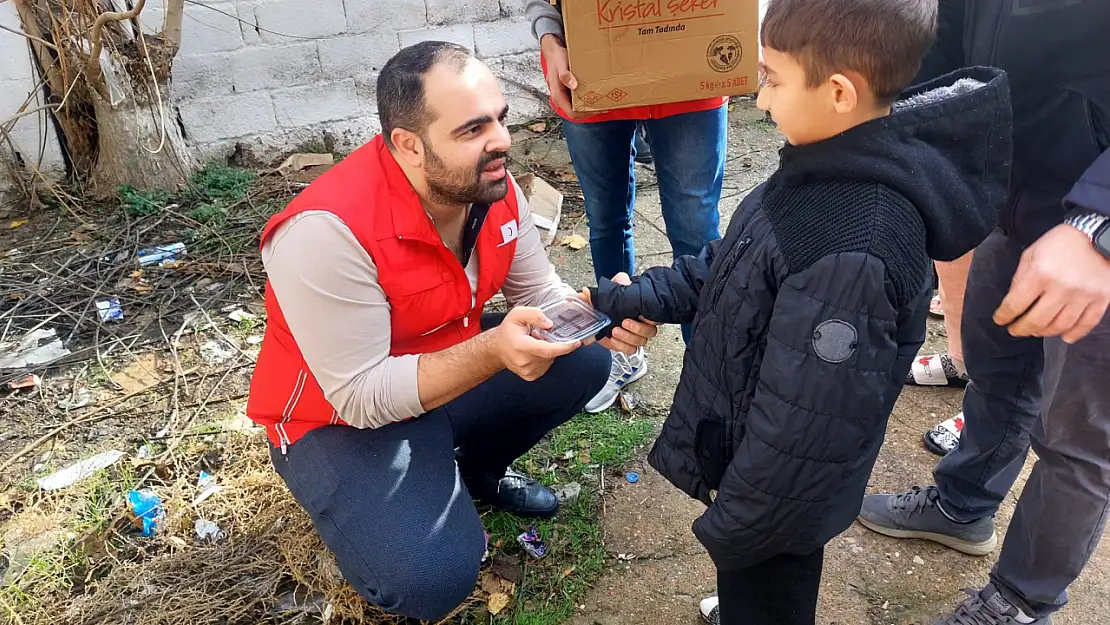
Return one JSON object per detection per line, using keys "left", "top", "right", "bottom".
{"left": 1, "top": 432, "right": 423, "bottom": 625}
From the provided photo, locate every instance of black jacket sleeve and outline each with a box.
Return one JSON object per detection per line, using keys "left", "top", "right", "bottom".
{"left": 590, "top": 237, "right": 724, "bottom": 326}
{"left": 691, "top": 253, "right": 902, "bottom": 570}
{"left": 1064, "top": 149, "right": 1110, "bottom": 219}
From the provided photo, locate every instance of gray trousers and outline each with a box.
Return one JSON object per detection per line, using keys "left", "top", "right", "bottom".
{"left": 934, "top": 229, "right": 1110, "bottom": 617}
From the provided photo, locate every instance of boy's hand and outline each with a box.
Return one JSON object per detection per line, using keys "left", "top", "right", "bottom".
{"left": 994, "top": 223, "right": 1110, "bottom": 343}
{"left": 579, "top": 272, "right": 659, "bottom": 355}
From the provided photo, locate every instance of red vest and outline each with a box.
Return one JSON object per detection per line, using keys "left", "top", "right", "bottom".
{"left": 539, "top": 51, "right": 728, "bottom": 123}
{"left": 246, "top": 135, "right": 520, "bottom": 450}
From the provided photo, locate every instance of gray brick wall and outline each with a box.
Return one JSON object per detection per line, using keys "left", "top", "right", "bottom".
{"left": 0, "top": 0, "right": 550, "bottom": 184}
{"left": 163, "top": 0, "right": 549, "bottom": 162}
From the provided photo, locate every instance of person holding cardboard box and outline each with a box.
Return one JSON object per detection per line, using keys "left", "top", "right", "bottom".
{"left": 582, "top": 0, "right": 1015, "bottom": 622}
{"left": 525, "top": 0, "right": 736, "bottom": 413}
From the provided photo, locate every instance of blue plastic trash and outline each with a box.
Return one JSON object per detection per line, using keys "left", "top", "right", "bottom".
{"left": 127, "top": 489, "right": 164, "bottom": 537}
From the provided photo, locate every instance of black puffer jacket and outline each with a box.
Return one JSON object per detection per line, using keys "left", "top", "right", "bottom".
{"left": 592, "top": 68, "right": 1013, "bottom": 571}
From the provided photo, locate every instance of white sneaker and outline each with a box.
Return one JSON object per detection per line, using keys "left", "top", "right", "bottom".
{"left": 700, "top": 596, "right": 720, "bottom": 624}
{"left": 584, "top": 348, "right": 648, "bottom": 413}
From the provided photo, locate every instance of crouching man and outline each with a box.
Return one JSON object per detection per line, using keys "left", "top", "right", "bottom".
{"left": 245, "top": 41, "right": 657, "bottom": 620}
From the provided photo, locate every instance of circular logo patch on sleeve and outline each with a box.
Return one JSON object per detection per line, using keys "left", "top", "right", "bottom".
{"left": 812, "top": 319, "right": 858, "bottom": 364}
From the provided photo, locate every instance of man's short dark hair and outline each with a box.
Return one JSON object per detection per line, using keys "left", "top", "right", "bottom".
{"left": 377, "top": 41, "right": 475, "bottom": 149}
{"left": 761, "top": 0, "right": 937, "bottom": 105}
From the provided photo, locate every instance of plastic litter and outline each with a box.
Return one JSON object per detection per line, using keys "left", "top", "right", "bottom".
{"left": 193, "top": 471, "right": 227, "bottom": 505}
{"left": 227, "top": 309, "right": 257, "bottom": 323}
{"left": 137, "top": 242, "right": 186, "bottom": 266}
{"left": 200, "top": 340, "right": 235, "bottom": 365}
{"left": 194, "top": 518, "right": 226, "bottom": 542}
{"left": 0, "top": 328, "right": 71, "bottom": 369}
{"left": 127, "top": 489, "right": 164, "bottom": 536}
{"left": 517, "top": 525, "right": 548, "bottom": 559}
{"left": 482, "top": 531, "right": 490, "bottom": 563}
{"left": 625, "top": 472, "right": 640, "bottom": 484}
{"left": 36, "top": 450, "right": 125, "bottom": 491}
{"left": 95, "top": 297, "right": 124, "bottom": 322}
{"left": 273, "top": 591, "right": 326, "bottom": 615}
{"left": 57, "top": 388, "right": 92, "bottom": 410}
{"left": 618, "top": 388, "right": 641, "bottom": 412}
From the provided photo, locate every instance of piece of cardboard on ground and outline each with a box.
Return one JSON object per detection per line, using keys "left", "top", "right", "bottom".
{"left": 516, "top": 172, "right": 563, "bottom": 247}
{"left": 562, "top": 0, "right": 760, "bottom": 111}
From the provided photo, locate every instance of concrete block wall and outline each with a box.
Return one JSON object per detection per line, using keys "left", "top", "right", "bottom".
{"left": 0, "top": 0, "right": 549, "bottom": 190}
{"left": 152, "top": 0, "right": 547, "bottom": 161}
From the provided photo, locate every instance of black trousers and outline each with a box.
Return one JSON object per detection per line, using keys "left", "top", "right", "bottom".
{"left": 717, "top": 547, "right": 825, "bottom": 625}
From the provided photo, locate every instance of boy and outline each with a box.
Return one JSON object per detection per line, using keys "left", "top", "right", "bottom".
{"left": 583, "top": 1, "right": 1013, "bottom": 623}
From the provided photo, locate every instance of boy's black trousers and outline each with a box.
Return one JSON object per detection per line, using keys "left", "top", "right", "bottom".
{"left": 717, "top": 547, "right": 825, "bottom": 625}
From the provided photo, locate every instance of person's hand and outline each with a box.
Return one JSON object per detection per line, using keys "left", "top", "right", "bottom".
{"left": 994, "top": 223, "right": 1110, "bottom": 343}
{"left": 492, "top": 306, "right": 581, "bottom": 381}
{"left": 540, "top": 34, "right": 604, "bottom": 120}
{"left": 579, "top": 272, "right": 660, "bottom": 355}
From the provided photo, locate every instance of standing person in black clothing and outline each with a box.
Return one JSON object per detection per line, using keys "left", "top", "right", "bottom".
{"left": 859, "top": 1, "right": 1110, "bottom": 623}
{"left": 581, "top": 0, "right": 1013, "bottom": 623}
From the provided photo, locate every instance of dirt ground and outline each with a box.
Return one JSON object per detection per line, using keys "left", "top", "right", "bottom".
{"left": 512, "top": 100, "right": 1110, "bottom": 625}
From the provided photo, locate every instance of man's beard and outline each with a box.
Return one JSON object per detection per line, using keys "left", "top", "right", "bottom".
{"left": 424, "top": 144, "right": 509, "bottom": 206}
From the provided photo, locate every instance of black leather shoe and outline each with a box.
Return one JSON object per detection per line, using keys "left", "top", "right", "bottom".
{"left": 469, "top": 469, "right": 559, "bottom": 518}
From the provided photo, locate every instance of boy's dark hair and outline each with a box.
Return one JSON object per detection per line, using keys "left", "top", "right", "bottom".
{"left": 377, "top": 41, "right": 475, "bottom": 149}
{"left": 761, "top": 0, "right": 937, "bottom": 104}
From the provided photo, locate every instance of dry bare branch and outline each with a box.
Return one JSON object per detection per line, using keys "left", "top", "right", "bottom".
{"left": 85, "top": 0, "right": 146, "bottom": 82}
{"left": 163, "top": 0, "right": 184, "bottom": 54}
{"left": 0, "top": 21, "right": 58, "bottom": 50}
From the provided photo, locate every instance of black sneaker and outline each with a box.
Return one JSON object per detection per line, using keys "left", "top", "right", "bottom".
{"left": 468, "top": 469, "right": 559, "bottom": 518}
{"left": 933, "top": 583, "right": 1050, "bottom": 624}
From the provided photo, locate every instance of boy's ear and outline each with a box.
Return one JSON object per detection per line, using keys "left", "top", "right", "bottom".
{"left": 828, "top": 73, "right": 860, "bottom": 114}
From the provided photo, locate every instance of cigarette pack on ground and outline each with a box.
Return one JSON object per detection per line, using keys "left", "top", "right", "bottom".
{"left": 561, "top": 0, "right": 760, "bottom": 112}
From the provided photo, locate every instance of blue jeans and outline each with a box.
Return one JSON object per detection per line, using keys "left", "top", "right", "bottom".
{"left": 562, "top": 107, "right": 727, "bottom": 342}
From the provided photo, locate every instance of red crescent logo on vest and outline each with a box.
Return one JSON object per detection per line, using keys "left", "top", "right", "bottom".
{"left": 499, "top": 219, "right": 519, "bottom": 247}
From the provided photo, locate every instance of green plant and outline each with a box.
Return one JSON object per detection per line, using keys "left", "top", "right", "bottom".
{"left": 116, "top": 185, "right": 171, "bottom": 217}
{"left": 187, "top": 202, "right": 229, "bottom": 225}
{"left": 189, "top": 163, "right": 255, "bottom": 203}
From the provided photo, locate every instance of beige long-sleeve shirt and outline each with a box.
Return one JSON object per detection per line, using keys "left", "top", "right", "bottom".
{"left": 261, "top": 175, "right": 576, "bottom": 430}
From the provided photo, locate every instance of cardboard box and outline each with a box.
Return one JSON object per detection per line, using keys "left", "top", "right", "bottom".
{"left": 516, "top": 173, "right": 564, "bottom": 247}
{"left": 561, "top": 0, "right": 760, "bottom": 112}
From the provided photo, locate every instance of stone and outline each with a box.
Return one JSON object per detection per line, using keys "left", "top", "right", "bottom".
{"left": 551, "top": 482, "right": 582, "bottom": 505}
